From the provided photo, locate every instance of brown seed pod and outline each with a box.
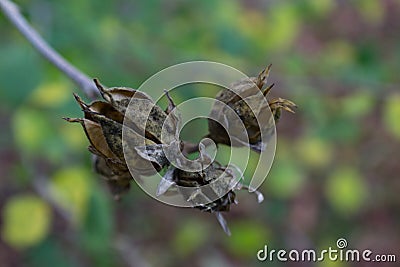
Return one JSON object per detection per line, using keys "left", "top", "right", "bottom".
{"left": 154, "top": 161, "right": 263, "bottom": 235}
{"left": 65, "top": 79, "right": 179, "bottom": 199}
{"left": 94, "top": 78, "right": 153, "bottom": 115}
{"left": 93, "top": 79, "right": 179, "bottom": 145}
{"left": 93, "top": 155, "right": 132, "bottom": 201}
{"left": 208, "top": 65, "right": 297, "bottom": 152}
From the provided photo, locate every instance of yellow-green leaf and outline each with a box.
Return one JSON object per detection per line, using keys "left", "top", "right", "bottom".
{"left": 317, "top": 238, "right": 348, "bottom": 267}
{"left": 266, "top": 4, "right": 300, "bottom": 50}
{"left": 50, "top": 167, "right": 91, "bottom": 225}
{"left": 1, "top": 194, "right": 51, "bottom": 249}
{"left": 295, "top": 137, "right": 332, "bottom": 168}
{"left": 341, "top": 91, "right": 374, "bottom": 118}
{"left": 29, "top": 82, "right": 70, "bottom": 108}
{"left": 317, "top": 257, "right": 347, "bottom": 267}
{"left": 12, "top": 108, "right": 52, "bottom": 153}
{"left": 266, "top": 160, "right": 305, "bottom": 198}
{"left": 172, "top": 219, "right": 209, "bottom": 257}
{"left": 357, "top": 0, "right": 384, "bottom": 25}
{"left": 59, "top": 123, "right": 87, "bottom": 150}
{"left": 308, "top": 0, "right": 335, "bottom": 16}
{"left": 383, "top": 93, "right": 400, "bottom": 139}
{"left": 225, "top": 221, "right": 270, "bottom": 258}
{"left": 325, "top": 167, "right": 367, "bottom": 215}
{"left": 323, "top": 40, "right": 355, "bottom": 68}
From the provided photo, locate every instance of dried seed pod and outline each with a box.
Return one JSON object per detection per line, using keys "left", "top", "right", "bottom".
{"left": 208, "top": 65, "right": 297, "bottom": 152}
{"left": 65, "top": 79, "right": 179, "bottom": 199}
{"left": 154, "top": 162, "right": 263, "bottom": 235}
{"left": 93, "top": 155, "right": 131, "bottom": 200}
{"left": 94, "top": 78, "right": 153, "bottom": 115}
{"left": 93, "top": 79, "right": 178, "bottom": 145}
{"left": 124, "top": 93, "right": 179, "bottom": 145}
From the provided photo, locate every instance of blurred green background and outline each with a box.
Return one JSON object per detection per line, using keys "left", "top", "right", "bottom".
{"left": 1, "top": 0, "right": 399, "bottom": 266}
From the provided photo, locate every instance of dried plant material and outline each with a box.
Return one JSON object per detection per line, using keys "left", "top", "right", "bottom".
{"left": 66, "top": 66, "right": 295, "bottom": 235}
{"left": 153, "top": 162, "right": 263, "bottom": 234}
{"left": 156, "top": 166, "right": 176, "bottom": 197}
{"left": 93, "top": 155, "right": 131, "bottom": 200}
{"left": 208, "top": 65, "right": 296, "bottom": 152}
{"left": 94, "top": 78, "right": 152, "bottom": 115}
{"left": 64, "top": 118, "right": 116, "bottom": 159}
{"left": 66, "top": 79, "right": 177, "bottom": 199}
{"left": 215, "top": 212, "right": 231, "bottom": 236}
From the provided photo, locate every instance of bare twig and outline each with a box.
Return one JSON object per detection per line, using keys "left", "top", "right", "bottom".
{"left": 0, "top": 0, "right": 99, "bottom": 99}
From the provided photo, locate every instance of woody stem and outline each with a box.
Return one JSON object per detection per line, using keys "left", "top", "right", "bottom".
{"left": 0, "top": 0, "right": 99, "bottom": 99}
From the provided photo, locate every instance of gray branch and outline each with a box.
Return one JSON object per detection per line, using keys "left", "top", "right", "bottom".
{"left": 0, "top": 0, "right": 100, "bottom": 99}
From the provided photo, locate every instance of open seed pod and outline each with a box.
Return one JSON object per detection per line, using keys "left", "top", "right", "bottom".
{"left": 208, "top": 65, "right": 297, "bottom": 152}
{"left": 64, "top": 79, "right": 178, "bottom": 199}
{"left": 153, "top": 160, "right": 263, "bottom": 235}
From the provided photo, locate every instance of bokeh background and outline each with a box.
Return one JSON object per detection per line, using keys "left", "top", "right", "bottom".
{"left": 1, "top": 0, "right": 399, "bottom": 266}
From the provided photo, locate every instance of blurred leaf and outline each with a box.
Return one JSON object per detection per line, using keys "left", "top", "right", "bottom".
{"left": 357, "top": 0, "right": 384, "bottom": 24}
{"left": 307, "top": 0, "right": 335, "bottom": 16}
{"left": 213, "top": 0, "right": 240, "bottom": 24}
{"left": 295, "top": 137, "right": 332, "bottom": 168}
{"left": 266, "top": 159, "right": 305, "bottom": 199}
{"left": 237, "top": 10, "right": 265, "bottom": 44}
{"left": 325, "top": 167, "right": 367, "bottom": 215}
{"left": 323, "top": 40, "right": 355, "bottom": 70}
{"left": 1, "top": 194, "right": 51, "bottom": 249}
{"left": 13, "top": 108, "right": 54, "bottom": 153}
{"left": 29, "top": 81, "right": 71, "bottom": 108}
{"left": 80, "top": 188, "right": 114, "bottom": 266}
{"left": 355, "top": 42, "right": 378, "bottom": 67}
{"left": 216, "top": 26, "right": 248, "bottom": 56}
{"left": 100, "top": 16, "right": 120, "bottom": 44}
{"left": 297, "top": 92, "right": 327, "bottom": 129}
{"left": 383, "top": 93, "right": 400, "bottom": 139}
{"left": 225, "top": 221, "right": 269, "bottom": 258}
{"left": 316, "top": 238, "right": 349, "bottom": 267}
{"left": 317, "top": 98, "right": 362, "bottom": 143}
{"left": 12, "top": 107, "right": 67, "bottom": 162}
{"left": 340, "top": 91, "right": 374, "bottom": 118}
{"left": 172, "top": 219, "right": 209, "bottom": 257}
{"left": 266, "top": 4, "right": 300, "bottom": 51}
{"left": 26, "top": 238, "right": 77, "bottom": 267}
{"left": 59, "top": 122, "right": 87, "bottom": 151}
{"left": 317, "top": 258, "right": 347, "bottom": 267}
{"left": 82, "top": 189, "right": 113, "bottom": 243}
{"left": 50, "top": 167, "right": 91, "bottom": 225}
{"left": 0, "top": 44, "right": 42, "bottom": 107}
{"left": 321, "top": 118, "right": 360, "bottom": 143}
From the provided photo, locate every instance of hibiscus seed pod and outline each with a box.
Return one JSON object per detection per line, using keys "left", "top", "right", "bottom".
{"left": 64, "top": 79, "right": 178, "bottom": 199}
{"left": 153, "top": 161, "right": 263, "bottom": 235}
{"left": 208, "top": 65, "right": 297, "bottom": 152}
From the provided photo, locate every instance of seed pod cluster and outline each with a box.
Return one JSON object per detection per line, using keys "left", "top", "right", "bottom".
{"left": 66, "top": 66, "right": 295, "bottom": 234}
